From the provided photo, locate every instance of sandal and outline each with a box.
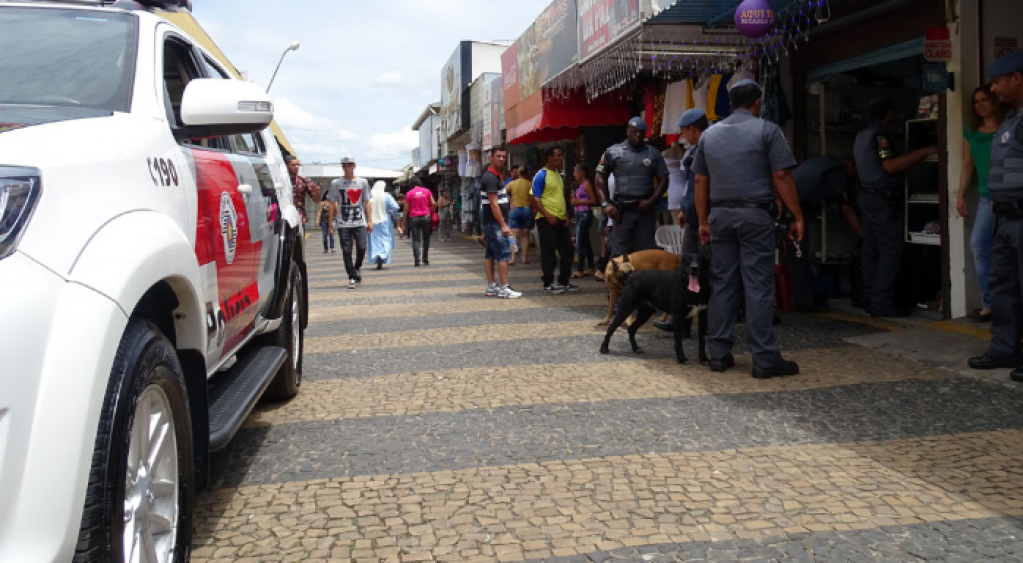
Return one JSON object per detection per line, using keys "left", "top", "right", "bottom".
{"left": 571, "top": 272, "right": 585, "bottom": 278}
{"left": 594, "top": 271, "right": 605, "bottom": 281}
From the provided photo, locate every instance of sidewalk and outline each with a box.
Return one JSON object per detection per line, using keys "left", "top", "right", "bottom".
{"left": 822, "top": 300, "right": 1018, "bottom": 388}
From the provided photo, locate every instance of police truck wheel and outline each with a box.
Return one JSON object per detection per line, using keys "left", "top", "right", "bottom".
{"left": 261, "top": 261, "right": 304, "bottom": 400}
{"left": 74, "top": 319, "right": 194, "bottom": 563}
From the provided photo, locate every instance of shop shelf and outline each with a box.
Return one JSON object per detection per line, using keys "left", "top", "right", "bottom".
{"left": 908, "top": 232, "right": 940, "bottom": 245}
{"left": 907, "top": 193, "right": 939, "bottom": 204}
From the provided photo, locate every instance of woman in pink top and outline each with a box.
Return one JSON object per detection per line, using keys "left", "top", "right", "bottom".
{"left": 402, "top": 177, "right": 436, "bottom": 267}
{"left": 570, "top": 163, "right": 597, "bottom": 277}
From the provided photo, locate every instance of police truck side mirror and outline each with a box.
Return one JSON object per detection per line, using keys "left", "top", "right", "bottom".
{"left": 175, "top": 79, "right": 274, "bottom": 141}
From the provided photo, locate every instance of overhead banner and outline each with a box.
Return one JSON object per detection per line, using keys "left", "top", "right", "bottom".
{"left": 517, "top": 25, "right": 539, "bottom": 101}
{"left": 488, "top": 76, "right": 503, "bottom": 150}
{"left": 578, "top": 0, "right": 640, "bottom": 61}
{"left": 535, "top": 0, "right": 579, "bottom": 85}
{"left": 501, "top": 41, "right": 521, "bottom": 111}
{"left": 440, "top": 43, "right": 469, "bottom": 140}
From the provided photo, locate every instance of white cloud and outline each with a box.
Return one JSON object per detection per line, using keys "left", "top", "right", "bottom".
{"left": 272, "top": 97, "right": 335, "bottom": 131}
{"left": 373, "top": 71, "right": 406, "bottom": 88}
{"left": 365, "top": 127, "right": 419, "bottom": 159}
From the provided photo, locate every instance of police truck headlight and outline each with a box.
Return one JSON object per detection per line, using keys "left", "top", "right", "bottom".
{"left": 0, "top": 167, "right": 42, "bottom": 260}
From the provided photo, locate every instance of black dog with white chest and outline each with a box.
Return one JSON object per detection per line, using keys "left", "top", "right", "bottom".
{"left": 598, "top": 254, "right": 710, "bottom": 364}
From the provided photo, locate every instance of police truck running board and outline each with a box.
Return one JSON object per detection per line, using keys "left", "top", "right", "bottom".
{"left": 208, "top": 346, "right": 287, "bottom": 451}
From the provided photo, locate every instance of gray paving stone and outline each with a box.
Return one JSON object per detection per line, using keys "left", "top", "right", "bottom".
{"left": 213, "top": 378, "right": 1023, "bottom": 487}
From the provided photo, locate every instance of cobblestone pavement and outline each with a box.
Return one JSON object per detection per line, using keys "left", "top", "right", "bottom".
{"left": 194, "top": 234, "right": 1023, "bottom": 562}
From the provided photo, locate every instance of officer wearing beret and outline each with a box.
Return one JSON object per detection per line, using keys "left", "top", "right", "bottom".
{"left": 692, "top": 80, "right": 804, "bottom": 379}
{"left": 969, "top": 51, "right": 1023, "bottom": 381}
{"left": 654, "top": 108, "right": 713, "bottom": 336}
{"left": 677, "top": 108, "right": 710, "bottom": 256}
{"left": 594, "top": 117, "right": 670, "bottom": 257}
{"left": 853, "top": 97, "right": 937, "bottom": 317}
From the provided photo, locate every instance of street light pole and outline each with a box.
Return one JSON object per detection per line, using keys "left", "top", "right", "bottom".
{"left": 266, "top": 41, "right": 300, "bottom": 93}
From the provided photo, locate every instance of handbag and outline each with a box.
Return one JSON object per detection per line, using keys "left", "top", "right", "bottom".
{"left": 431, "top": 210, "right": 439, "bottom": 229}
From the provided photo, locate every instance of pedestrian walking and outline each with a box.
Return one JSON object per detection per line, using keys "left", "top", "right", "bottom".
{"left": 692, "top": 80, "right": 804, "bottom": 379}
{"left": 853, "top": 97, "right": 937, "bottom": 317}
{"left": 325, "top": 155, "right": 372, "bottom": 290}
{"left": 286, "top": 155, "right": 320, "bottom": 224}
{"left": 507, "top": 168, "right": 535, "bottom": 266}
{"left": 594, "top": 117, "right": 670, "bottom": 258}
{"left": 368, "top": 181, "right": 399, "bottom": 270}
{"left": 571, "top": 163, "right": 597, "bottom": 278}
{"left": 968, "top": 52, "right": 1023, "bottom": 382}
{"left": 403, "top": 177, "right": 435, "bottom": 267}
{"left": 317, "top": 196, "right": 335, "bottom": 254}
{"left": 958, "top": 84, "right": 1009, "bottom": 322}
{"left": 532, "top": 147, "right": 577, "bottom": 293}
{"left": 438, "top": 188, "right": 454, "bottom": 242}
{"left": 481, "top": 147, "right": 522, "bottom": 299}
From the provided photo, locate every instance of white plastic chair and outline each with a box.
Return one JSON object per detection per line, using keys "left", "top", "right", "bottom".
{"left": 655, "top": 224, "right": 685, "bottom": 255}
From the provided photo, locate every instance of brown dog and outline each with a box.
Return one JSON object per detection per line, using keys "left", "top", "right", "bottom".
{"left": 598, "top": 249, "right": 679, "bottom": 326}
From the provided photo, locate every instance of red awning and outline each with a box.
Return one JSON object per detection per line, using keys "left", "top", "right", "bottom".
{"left": 506, "top": 88, "right": 631, "bottom": 145}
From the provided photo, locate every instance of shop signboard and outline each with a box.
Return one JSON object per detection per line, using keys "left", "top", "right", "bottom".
{"left": 481, "top": 75, "right": 496, "bottom": 151}
{"left": 502, "top": 41, "right": 520, "bottom": 111}
{"left": 995, "top": 37, "right": 1018, "bottom": 59}
{"left": 924, "top": 27, "right": 952, "bottom": 63}
{"left": 440, "top": 43, "right": 471, "bottom": 140}
{"left": 491, "top": 76, "right": 504, "bottom": 149}
{"left": 517, "top": 24, "right": 539, "bottom": 100}
{"left": 578, "top": 0, "right": 640, "bottom": 61}
{"left": 535, "top": 0, "right": 579, "bottom": 85}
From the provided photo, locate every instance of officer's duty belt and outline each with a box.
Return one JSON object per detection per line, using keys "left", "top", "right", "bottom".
{"left": 993, "top": 200, "right": 1023, "bottom": 220}
{"left": 711, "top": 199, "right": 773, "bottom": 211}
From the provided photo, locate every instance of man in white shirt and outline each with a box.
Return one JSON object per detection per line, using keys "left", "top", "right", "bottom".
{"left": 326, "top": 156, "right": 373, "bottom": 289}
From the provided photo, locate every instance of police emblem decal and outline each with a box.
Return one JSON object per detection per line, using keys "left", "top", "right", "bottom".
{"left": 220, "top": 192, "right": 238, "bottom": 265}
{"left": 1004, "top": 132, "right": 1011, "bottom": 144}
{"left": 643, "top": 158, "right": 652, "bottom": 166}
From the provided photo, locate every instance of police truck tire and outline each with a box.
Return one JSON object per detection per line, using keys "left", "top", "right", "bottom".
{"left": 74, "top": 319, "right": 194, "bottom": 563}
{"left": 261, "top": 261, "right": 304, "bottom": 400}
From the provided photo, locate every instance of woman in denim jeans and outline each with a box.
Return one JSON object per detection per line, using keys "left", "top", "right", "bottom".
{"left": 957, "top": 84, "right": 1009, "bottom": 322}
{"left": 570, "top": 163, "right": 597, "bottom": 277}
{"left": 317, "top": 197, "right": 335, "bottom": 253}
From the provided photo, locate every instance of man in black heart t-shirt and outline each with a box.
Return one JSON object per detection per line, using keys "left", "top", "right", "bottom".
{"left": 326, "top": 155, "right": 373, "bottom": 289}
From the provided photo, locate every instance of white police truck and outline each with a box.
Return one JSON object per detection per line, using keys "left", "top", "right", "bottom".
{"left": 0, "top": 1, "right": 308, "bottom": 561}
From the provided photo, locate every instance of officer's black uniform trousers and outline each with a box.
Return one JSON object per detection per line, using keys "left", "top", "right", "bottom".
{"left": 986, "top": 215, "right": 1023, "bottom": 361}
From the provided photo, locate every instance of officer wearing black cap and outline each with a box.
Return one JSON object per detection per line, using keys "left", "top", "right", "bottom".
{"left": 969, "top": 51, "right": 1023, "bottom": 381}
{"left": 853, "top": 97, "right": 937, "bottom": 317}
{"left": 594, "top": 117, "right": 670, "bottom": 257}
{"left": 692, "top": 79, "right": 805, "bottom": 379}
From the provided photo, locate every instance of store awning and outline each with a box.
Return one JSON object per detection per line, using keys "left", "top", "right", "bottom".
{"left": 647, "top": 0, "right": 836, "bottom": 25}
{"left": 506, "top": 88, "right": 631, "bottom": 145}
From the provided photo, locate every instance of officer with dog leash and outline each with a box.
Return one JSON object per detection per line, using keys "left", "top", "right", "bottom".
{"left": 693, "top": 80, "right": 805, "bottom": 379}
{"left": 969, "top": 52, "right": 1023, "bottom": 382}
{"left": 594, "top": 117, "right": 670, "bottom": 258}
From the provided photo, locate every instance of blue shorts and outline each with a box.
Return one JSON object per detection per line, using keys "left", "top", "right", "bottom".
{"left": 483, "top": 221, "right": 512, "bottom": 262}
{"left": 508, "top": 206, "right": 535, "bottom": 230}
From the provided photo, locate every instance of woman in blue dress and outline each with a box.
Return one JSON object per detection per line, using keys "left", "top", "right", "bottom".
{"left": 368, "top": 181, "right": 400, "bottom": 269}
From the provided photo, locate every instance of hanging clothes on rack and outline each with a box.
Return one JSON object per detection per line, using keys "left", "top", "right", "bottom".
{"left": 691, "top": 77, "right": 710, "bottom": 124}
{"left": 704, "top": 75, "right": 724, "bottom": 121}
{"left": 714, "top": 73, "right": 734, "bottom": 121}
{"left": 728, "top": 70, "right": 756, "bottom": 91}
{"left": 761, "top": 63, "right": 792, "bottom": 127}
{"left": 660, "top": 80, "right": 692, "bottom": 136}
{"left": 650, "top": 83, "right": 667, "bottom": 140}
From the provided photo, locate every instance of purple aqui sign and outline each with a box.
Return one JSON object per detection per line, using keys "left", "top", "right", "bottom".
{"left": 734, "top": 0, "right": 776, "bottom": 39}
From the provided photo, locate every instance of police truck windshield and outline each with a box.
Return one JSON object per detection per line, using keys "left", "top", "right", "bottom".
{"left": 0, "top": 8, "right": 137, "bottom": 113}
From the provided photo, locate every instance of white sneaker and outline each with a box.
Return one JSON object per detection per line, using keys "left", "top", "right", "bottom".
{"left": 485, "top": 283, "right": 499, "bottom": 297}
{"left": 565, "top": 283, "right": 580, "bottom": 292}
{"left": 498, "top": 285, "right": 522, "bottom": 299}
{"left": 347, "top": 279, "right": 357, "bottom": 290}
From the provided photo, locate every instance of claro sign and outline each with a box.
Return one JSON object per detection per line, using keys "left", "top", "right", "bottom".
{"left": 579, "top": 0, "right": 639, "bottom": 61}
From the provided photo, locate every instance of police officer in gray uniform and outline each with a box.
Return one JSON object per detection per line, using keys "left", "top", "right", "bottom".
{"left": 853, "top": 97, "right": 937, "bottom": 317}
{"left": 692, "top": 80, "right": 805, "bottom": 379}
{"left": 969, "top": 52, "right": 1023, "bottom": 381}
{"left": 595, "top": 117, "right": 670, "bottom": 257}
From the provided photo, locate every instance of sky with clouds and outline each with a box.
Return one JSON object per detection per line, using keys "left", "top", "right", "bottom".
{"left": 192, "top": 1, "right": 552, "bottom": 171}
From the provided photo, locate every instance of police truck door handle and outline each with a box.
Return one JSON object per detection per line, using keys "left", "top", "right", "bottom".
{"left": 238, "top": 184, "right": 253, "bottom": 197}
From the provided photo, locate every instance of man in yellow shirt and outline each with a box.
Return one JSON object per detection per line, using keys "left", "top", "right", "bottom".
{"left": 531, "top": 147, "right": 577, "bottom": 293}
